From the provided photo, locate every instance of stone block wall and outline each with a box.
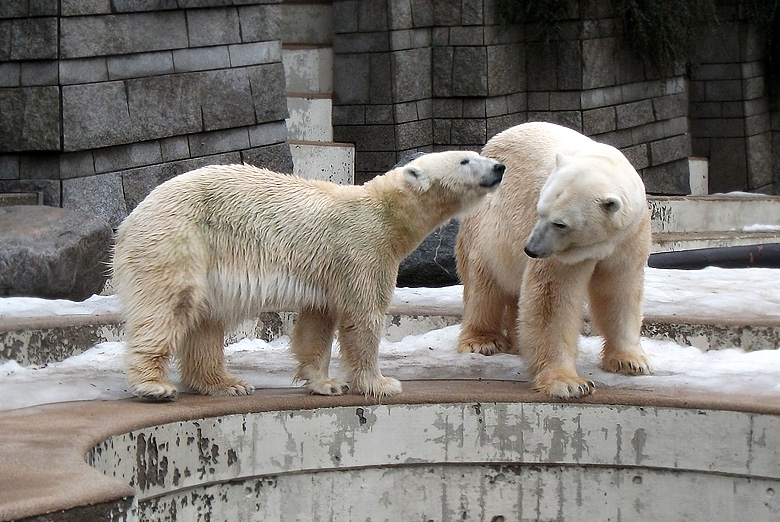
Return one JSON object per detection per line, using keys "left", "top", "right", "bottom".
{"left": 689, "top": 0, "right": 775, "bottom": 194}
{"left": 0, "top": 0, "right": 292, "bottom": 227}
{"left": 333, "top": 0, "right": 778, "bottom": 195}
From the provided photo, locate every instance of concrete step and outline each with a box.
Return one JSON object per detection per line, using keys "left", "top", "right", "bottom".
{"left": 649, "top": 195, "right": 780, "bottom": 252}
{"left": 289, "top": 140, "right": 354, "bottom": 183}
{"left": 283, "top": 45, "right": 333, "bottom": 94}
{"left": 286, "top": 94, "right": 334, "bottom": 142}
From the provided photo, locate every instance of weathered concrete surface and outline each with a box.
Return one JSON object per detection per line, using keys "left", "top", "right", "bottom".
{"left": 0, "top": 206, "right": 112, "bottom": 300}
{"left": 1, "top": 383, "right": 779, "bottom": 522}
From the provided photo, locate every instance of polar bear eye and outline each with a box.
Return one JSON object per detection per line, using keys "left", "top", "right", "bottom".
{"left": 460, "top": 159, "right": 470, "bottom": 165}
{"left": 552, "top": 222, "right": 567, "bottom": 230}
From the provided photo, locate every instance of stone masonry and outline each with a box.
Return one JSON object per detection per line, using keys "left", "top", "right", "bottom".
{"left": 332, "top": 0, "right": 779, "bottom": 195}
{"left": 0, "top": 0, "right": 293, "bottom": 227}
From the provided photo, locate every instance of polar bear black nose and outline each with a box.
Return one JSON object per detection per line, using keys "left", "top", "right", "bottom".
{"left": 494, "top": 163, "right": 506, "bottom": 176}
{"left": 524, "top": 246, "right": 540, "bottom": 259}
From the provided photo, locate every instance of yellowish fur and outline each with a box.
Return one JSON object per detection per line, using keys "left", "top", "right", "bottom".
{"left": 113, "top": 151, "right": 504, "bottom": 400}
{"left": 456, "top": 122, "right": 652, "bottom": 399}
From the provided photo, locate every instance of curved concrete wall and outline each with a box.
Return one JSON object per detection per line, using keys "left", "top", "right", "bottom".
{"left": 90, "top": 402, "right": 780, "bottom": 521}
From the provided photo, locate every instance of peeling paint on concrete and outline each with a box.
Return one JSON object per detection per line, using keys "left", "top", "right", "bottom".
{"left": 88, "top": 403, "right": 780, "bottom": 521}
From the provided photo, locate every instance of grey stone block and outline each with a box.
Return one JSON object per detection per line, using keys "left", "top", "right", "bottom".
{"left": 582, "top": 37, "right": 616, "bottom": 89}
{"left": 189, "top": 127, "right": 250, "bottom": 157}
{"left": 388, "top": 0, "right": 412, "bottom": 30}
{"left": 432, "top": 47, "right": 453, "bottom": 97}
{"left": 173, "top": 46, "right": 230, "bottom": 72}
{"left": 107, "top": 51, "right": 174, "bottom": 80}
{"left": 616, "top": 99, "right": 654, "bottom": 129}
{"left": 60, "top": 12, "right": 188, "bottom": 59}
{"left": 653, "top": 93, "right": 687, "bottom": 121}
{"left": 60, "top": 0, "right": 112, "bottom": 16}
{"left": 59, "top": 151, "right": 96, "bottom": 180}
{"left": 462, "top": 99, "right": 485, "bottom": 118}
{"left": 708, "top": 138, "right": 747, "bottom": 193}
{"left": 335, "top": 124, "right": 396, "bottom": 152}
{"left": 333, "top": 54, "right": 370, "bottom": 104}
{"left": 333, "top": 105, "right": 366, "bottom": 125}
{"left": 59, "top": 57, "right": 109, "bottom": 85}
{"left": 641, "top": 158, "right": 691, "bottom": 195}
{"left": 583, "top": 106, "right": 616, "bottom": 135}
{"left": 20, "top": 154, "right": 59, "bottom": 179}
{"left": 247, "top": 63, "right": 288, "bottom": 123}
{"left": 0, "top": 205, "right": 113, "bottom": 300}
{"left": 0, "top": 86, "right": 61, "bottom": 151}
{"left": 391, "top": 48, "right": 431, "bottom": 102}
{"left": 93, "top": 141, "right": 163, "bottom": 174}
{"left": 526, "top": 42, "right": 557, "bottom": 91}
{"left": 487, "top": 43, "right": 524, "bottom": 96}
{"left": 0, "top": 62, "right": 20, "bottom": 87}
{"left": 450, "top": 118, "right": 486, "bottom": 145}
{"left": 557, "top": 40, "right": 582, "bottom": 90}
{"left": 229, "top": 41, "right": 281, "bottom": 67}
{"left": 186, "top": 7, "right": 241, "bottom": 47}
{"left": 369, "top": 53, "right": 393, "bottom": 103}
{"left": 239, "top": 4, "right": 280, "bottom": 43}
{"left": 333, "top": 32, "right": 388, "bottom": 54}
{"left": 62, "top": 81, "right": 137, "bottom": 151}
{"left": 452, "top": 46, "right": 487, "bottom": 97}
{"left": 705, "top": 80, "right": 742, "bottom": 102}
{"left": 549, "top": 91, "right": 580, "bottom": 111}
{"left": 649, "top": 135, "right": 690, "bottom": 166}
{"left": 240, "top": 143, "right": 293, "bottom": 174}
{"left": 620, "top": 143, "right": 649, "bottom": 170}
{"left": 21, "top": 60, "right": 58, "bottom": 86}
{"left": 0, "top": 156, "right": 20, "bottom": 179}
{"left": 248, "top": 121, "right": 288, "bottom": 148}
{"left": 528, "top": 92, "right": 549, "bottom": 111}
{"left": 198, "top": 68, "right": 257, "bottom": 131}
{"left": 449, "top": 26, "right": 484, "bottom": 46}
{"left": 433, "top": 118, "right": 452, "bottom": 144}
{"left": 433, "top": 1, "right": 460, "bottom": 26}
{"left": 333, "top": 0, "right": 359, "bottom": 33}
{"left": 357, "top": 1, "right": 388, "bottom": 31}
{"left": 8, "top": 17, "right": 57, "bottom": 60}
{"left": 160, "top": 136, "right": 191, "bottom": 162}
{"left": 62, "top": 171, "right": 128, "bottom": 228}
{"left": 125, "top": 73, "right": 202, "bottom": 140}
{"left": 396, "top": 120, "right": 432, "bottom": 149}
{"left": 746, "top": 133, "right": 772, "bottom": 189}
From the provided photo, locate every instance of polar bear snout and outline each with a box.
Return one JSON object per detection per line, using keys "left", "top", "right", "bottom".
{"left": 480, "top": 162, "right": 505, "bottom": 188}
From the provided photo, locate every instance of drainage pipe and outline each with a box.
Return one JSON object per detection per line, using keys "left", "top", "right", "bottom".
{"left": 648, "top": 243, "right": 780, "bottom": 270}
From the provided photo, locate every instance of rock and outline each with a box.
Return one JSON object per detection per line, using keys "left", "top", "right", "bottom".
{"left": 0, "top": 205, "right": 113, "bottom": 301}
{"left": 398, "top": 219, "right": 460, "bottom": 287}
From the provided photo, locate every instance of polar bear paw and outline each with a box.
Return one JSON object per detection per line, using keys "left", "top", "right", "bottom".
{"left": 456, "top": 334, "right": 514, "bottom": 356}
{"left": 132, "top": 380, "right": 179, "bottom": 401}
{"left": 352, "top": 376, "right": 403, "bottom": 399}
{"left": 602, "top": 353, "right": 653, "bottom": 375}
{"left": 306, "top": 378, "right": 350, "bottom": 396}
{"left": 203, "top": 379, "right": 255, "bottom": 397}
{"left": 535, "top": 373, "right": 595, "bottom": 399}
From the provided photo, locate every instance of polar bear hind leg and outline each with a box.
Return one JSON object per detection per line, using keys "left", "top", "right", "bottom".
{"left": 291, "top": 307, "right": 349, "bottom": 395}
{"left": 178, "top": 318, "right": 254, "bottom": 397}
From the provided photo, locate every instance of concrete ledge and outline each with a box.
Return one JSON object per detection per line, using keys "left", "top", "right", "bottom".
{"left": 1, "top": 383, "right": 779, "bottom": 521}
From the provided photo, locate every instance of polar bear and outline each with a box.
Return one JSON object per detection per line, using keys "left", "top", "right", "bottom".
{"left": 113, "top": 151, "right": 505, "bottom": 401}
{"left": 456, "top": 122, "right": 652, "bottom": 398}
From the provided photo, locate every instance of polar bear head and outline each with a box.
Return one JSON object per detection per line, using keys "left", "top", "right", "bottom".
{"left": 524, "top": 145, "right": 647, "bottom": 265}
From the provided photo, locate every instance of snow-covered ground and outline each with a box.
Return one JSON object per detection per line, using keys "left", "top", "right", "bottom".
{"left": 1, "top": 267, "right": 779, "bottom": 412}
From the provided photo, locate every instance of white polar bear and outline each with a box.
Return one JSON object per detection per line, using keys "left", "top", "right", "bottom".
{"left": 112, "top": 151, "right": 504, "bottom": 401}
{"left": 456, "top": 122, "right": 652, "bottom": 398}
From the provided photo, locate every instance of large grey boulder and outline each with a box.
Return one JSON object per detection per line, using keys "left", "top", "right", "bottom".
{"left": 0, "top": 206, "right": 113, "bottom": 301}
{"left": 398, "top": 219, "right": 460, "bottom": 287}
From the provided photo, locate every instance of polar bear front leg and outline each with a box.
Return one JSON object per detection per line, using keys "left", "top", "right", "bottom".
{"left": 291, "top": 308, "right": 349, "bottom": 395}
{"left": 520, "top": 261, "right": 596, "bottom": 399}
{"left": 338, "top": 315, "right": 402, "bottom": 398}
{"left": 589, "top": 256, "right": 653, "bottom": 376}
{"left": 178, "top": 319, "right": 255, "bottom": 397}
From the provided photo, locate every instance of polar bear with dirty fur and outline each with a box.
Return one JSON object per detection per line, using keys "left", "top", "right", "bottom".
{"left": 113, "top": 151, "right": 504, "bottom": 401}
{"left": 456, "top": 122, "right": 652, "bottom": 398}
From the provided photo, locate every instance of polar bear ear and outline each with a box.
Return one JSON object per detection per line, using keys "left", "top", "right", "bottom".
{"left": 403, "top": 165, "right": 432, "bottom": 191}
{"left": 555, "top": 153, "right": 569, "bottom": 168}
{"left": 601, "top": 195, "right": 623, "bottom": 214}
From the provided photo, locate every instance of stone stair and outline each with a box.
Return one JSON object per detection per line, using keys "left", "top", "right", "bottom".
{"left": 649, "top": 194, "right": 780, "bottom": 253}
{"left": 281, "top": 0, "right": 354, "bottom": 184}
